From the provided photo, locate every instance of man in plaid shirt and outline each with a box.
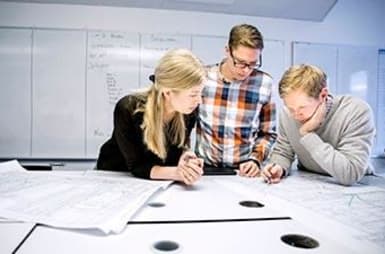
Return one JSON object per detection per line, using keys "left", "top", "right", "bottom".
{"left": 195, "top": 24, "right": 277, "bottom": 177}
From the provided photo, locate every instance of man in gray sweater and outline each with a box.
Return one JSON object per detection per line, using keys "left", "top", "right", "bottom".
{"left": 262, "top": 64, "right": 375, "bottom": 186}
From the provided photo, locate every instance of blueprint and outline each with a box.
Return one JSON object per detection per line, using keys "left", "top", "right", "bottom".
{"left": 216, "top": 170, "right": 385, "bottom": 250}
{"left": 0, "top": 160, "right": 171, "bottom": 234}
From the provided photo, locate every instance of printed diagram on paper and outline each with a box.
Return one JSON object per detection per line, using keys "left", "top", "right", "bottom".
{"left": 0, "top": 160, "right": 171, "bottom": 234}
{"left": 220, "top": 170, "right": 385, "bottom": 249}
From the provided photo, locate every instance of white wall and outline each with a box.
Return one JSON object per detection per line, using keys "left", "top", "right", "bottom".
{"left": 0, "top": 0, "right": 384, "bottom": 157}
{"left": 0, "top": 0, "right": 384, "bottom": 70}
{"left": 0, "top": 0, "right": 384, "bottom": 48}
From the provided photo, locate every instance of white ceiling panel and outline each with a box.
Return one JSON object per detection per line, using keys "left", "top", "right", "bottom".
{"left": 0, "top": 0, "right": 338, "bottom": 21}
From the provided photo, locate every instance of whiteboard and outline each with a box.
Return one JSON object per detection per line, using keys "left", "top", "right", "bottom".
{"left": 377, "top": 50, "right": 385, "bottom": 156}
{"left": 0, "top": 28, "right": 32, "bottom": 157}
{"left": 31, "top": 29, "right": 86, "bottom": 158}
{"left": 0, "top": 28, "right": 287, "bottom": 159}
{"left": 293, "top": 42, "right": 338, "bottom": 94}
{"left": 140, "top": 34, "right": 191, "bottom": 87}
{"left": 2, "top": 27, "right": 380, "bottom": 158}
{"left": 86, "top": 31, "right": 140, "bottom": 157}
{"left": 192, "top": 35, "right": 227, "bottom": 65}
{"left": 337, "top": 45, "right": 380, "bottom": 156}
{"left": 262, "top": 40, "right": 286, "bottom": 113}
{"left": 87, "top": 33, "right": 192, "bottom": 157}
{"left": 336, "top": 45, "right": 378, "bottom": 109}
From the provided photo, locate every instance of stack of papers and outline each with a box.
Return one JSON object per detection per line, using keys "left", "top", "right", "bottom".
{"left": 0, "top": 160, "right": 171, "bottom": 234}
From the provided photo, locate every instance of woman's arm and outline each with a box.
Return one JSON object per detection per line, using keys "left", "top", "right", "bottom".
{"left": 150, "top": 151, "right": 203, "bottom": 185}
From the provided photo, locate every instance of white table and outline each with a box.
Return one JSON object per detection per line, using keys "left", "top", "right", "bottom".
{"left": 16, "top": 219, "right": 360, "bottom": 254}
{"left": 132, "top": 176, "right": 289, "bottom": 222}
{"left": 4, "top": 171, "right": 384, "bottom": 254}
{"left": 0, "top": 221, "right": 35, "bottom": 254}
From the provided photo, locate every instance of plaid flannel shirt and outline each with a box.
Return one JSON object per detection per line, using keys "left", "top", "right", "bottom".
{"left": 195, "top": 64, "right": 277, "bottom": 168}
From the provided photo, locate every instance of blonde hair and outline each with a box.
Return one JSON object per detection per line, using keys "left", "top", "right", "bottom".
{"left": 228, "top": 24, "right": 264, "bottom": 51}
{"left": 279, "top": 64, "right": 327, "bottom": 99}
{"left": 137, "top": 48, "right": 206, "bottom": 160}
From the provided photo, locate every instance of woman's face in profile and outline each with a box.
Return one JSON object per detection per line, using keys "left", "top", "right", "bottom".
{"left": 168, "top": 83, "right": 204, "bottom": 114}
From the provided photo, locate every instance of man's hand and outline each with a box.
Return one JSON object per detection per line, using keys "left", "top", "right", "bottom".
{"left": 239, "top": 160, "right": 260, "bottom": 177}
{"left": 299, "top": 100, "right": 327, "bottom": 136}
{"left": 261, "top": 163, "right": 284, "bottom": 184}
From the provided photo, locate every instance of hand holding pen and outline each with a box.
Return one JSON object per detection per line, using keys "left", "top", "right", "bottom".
{"left": 261, "top": 163, "right": 284, "bottom": 184}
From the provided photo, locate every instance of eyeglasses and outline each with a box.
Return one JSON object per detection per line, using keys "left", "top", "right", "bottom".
{"left": 230, "top": 49, "right": 262, "bottom": 70}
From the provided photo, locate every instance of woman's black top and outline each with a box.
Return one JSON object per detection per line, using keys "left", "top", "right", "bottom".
{"left": 96, "top": 94, "right": 197, "bottom": 179}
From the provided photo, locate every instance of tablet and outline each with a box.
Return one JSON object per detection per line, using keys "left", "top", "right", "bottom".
{"left": 22, "top": 164, "right": 52, "bottom": 171}
{"left": 203, "top": 166, "right": 237, "bottom": 175}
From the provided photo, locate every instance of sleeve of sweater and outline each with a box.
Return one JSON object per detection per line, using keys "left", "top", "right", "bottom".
{"left": 269, "top": 109, "right": 296, "bottom": 174}
{"left": 300, "top": 100, "right": 375, "bottom": 185}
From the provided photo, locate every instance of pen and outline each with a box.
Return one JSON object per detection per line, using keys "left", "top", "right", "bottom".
{"left": 265, "top": 163, "right": 276, "bottom": 184}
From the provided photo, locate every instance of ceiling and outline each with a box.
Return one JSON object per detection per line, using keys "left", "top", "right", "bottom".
{"left": 1, "top": 0, "right": 338, "bottom": 22}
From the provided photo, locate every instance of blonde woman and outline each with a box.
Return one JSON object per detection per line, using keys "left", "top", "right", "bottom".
{"left": 97, "top": 49, "right": 206, "bottom": 185}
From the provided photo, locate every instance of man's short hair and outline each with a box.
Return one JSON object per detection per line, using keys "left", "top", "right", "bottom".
{"left": 228, "top": 24, "right": 264, "bottom": 51}
{"left": 279, "top": 64, "right": 327, "bottom": 99}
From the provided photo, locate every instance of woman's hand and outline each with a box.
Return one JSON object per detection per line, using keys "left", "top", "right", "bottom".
{"left": 177, "top": 151, "right": 204, "bottom": 185}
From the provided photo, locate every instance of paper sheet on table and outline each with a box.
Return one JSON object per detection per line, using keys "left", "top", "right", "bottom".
{"left": 0, "top": 160, "right": 172, "bottom": 234}
{"left": 214, "top": 171, "right": 385, "bottom": 253}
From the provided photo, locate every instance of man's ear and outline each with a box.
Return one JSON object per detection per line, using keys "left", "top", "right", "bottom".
{"left": 225, "top": 45, "right": 231, "bottom": 58}
{"left": 320, "top": 87, "right": 329, "bottom": 101}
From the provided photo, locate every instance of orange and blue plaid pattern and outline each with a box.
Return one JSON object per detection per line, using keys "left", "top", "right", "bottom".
{"left": 195, "top": 65, "right": 277, "bottom": 168}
